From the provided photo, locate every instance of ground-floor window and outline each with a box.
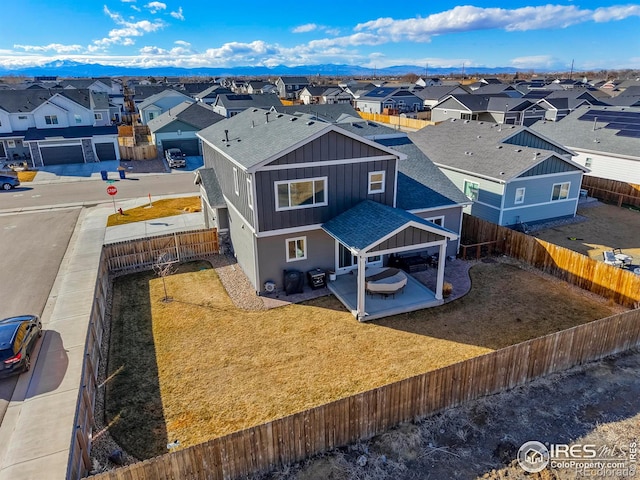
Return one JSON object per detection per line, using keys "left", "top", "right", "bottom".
{"left": 286, "top": 236, "right": 307, "bottom": 262}
{"left": 551, "top": 182, "right": 570, "bottom": 201}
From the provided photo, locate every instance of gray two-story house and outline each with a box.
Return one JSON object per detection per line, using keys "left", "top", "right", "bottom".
{"left": 196, "top": 108, "right": 464, "bottom": 320}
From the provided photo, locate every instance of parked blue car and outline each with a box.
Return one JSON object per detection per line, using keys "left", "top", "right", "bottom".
{"left": 0, "top": 315, "right": 42, "bottom": 378}
{"left": 0, "top": 174, "right": 20, "bottom": 190}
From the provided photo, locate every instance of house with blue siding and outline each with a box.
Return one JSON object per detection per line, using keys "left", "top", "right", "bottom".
{"left": 409, "top": 119, "right": 588, "bottom": 227}
{"left": 196, "top": 108, "right": 468, "bottom": 320}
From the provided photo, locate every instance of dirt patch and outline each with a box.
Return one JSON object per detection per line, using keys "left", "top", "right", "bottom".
{"left": 534, "top": 202, "right": 640, "bottom": 267}
{"left": 256, "top": 349, "right": 640, "bottom": 480}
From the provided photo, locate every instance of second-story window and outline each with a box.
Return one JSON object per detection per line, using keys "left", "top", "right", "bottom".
{"left": 368, "top": 171, "right": 385, "bottom": 194}
{"left": 45, "top": 115, "right": 58, "bottom": 125}
{"left": 94, "top": 113, "right": 103, "bottom": 121}
{"left": 247, "top": 177, "right": 253, "bottom": 209}
{"left": 275, "top": 177, "right": 327, "bottom": 211}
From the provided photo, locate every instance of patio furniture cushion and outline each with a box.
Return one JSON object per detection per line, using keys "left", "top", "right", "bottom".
{"left": 366, "top": 269, "right": 408, "bottom": 294}
{"left": 366, "top": 267, "right": 400, "bottom": 282}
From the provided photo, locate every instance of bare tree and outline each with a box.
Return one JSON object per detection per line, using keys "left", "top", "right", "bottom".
{"left": 152, "top": 252, "right": 178, "bottom": 302}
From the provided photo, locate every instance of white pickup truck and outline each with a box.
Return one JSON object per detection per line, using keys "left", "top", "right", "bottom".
{"left": 165, "top": 148, "right": 186, "bottom": 168}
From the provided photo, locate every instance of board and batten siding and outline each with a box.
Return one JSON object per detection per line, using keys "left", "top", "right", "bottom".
{"left": 255, "top": 160, "right": 396, "bottom": 232}
{"left": 519, "top": 155, "right": 579, "bottom": 177}
{"left": 203, "top": 144, "right": 255, "bottom": 229}
{"left": 369, "top": 227, "right": 444, "bottom": 253}
{"left": 413, "top": 207, "right": 463, "bottom": 257}
{"left": 502, "top": 130, "right": 571, "bottom": 155}
{"left": 439, "top": 169, "right": 505, "bottom": 208}
{"left": 227, "top": 206, "right": 258, "bottom": 290}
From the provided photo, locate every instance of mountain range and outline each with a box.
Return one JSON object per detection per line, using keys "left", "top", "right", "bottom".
{"left": 0, "top": 60, "right": 523, "bottom": 79}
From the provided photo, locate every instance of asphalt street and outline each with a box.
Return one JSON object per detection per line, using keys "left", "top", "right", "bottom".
{"left": 0, "top": 171, "right": 199, "bottom": 211}
{"left": 0, "top": 208, "right": 82, "bottom": 425}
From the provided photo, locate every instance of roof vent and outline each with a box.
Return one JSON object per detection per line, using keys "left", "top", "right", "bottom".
{"left": 306, "top": 121, "right": 314, "bottom": 125}
{"left": 496, "top": 145, "right": 502, "bottom": 149}
{"left": 252, "top": 108, "right": 258, "bottom": 112}
{"left": 500, "top": 171, "right": 505, "bottom": 175}
{"left": 477, "top": 135, "right": 481, "bottom": 138}
{"left": 464, "top": 151, "right": 473, "bottom": 155}
{"left": 290, "top": 117, "right": 297, "bottom": 122}
{"left": 277, "top": 114, "right": 283, "bottom": 118}
{"left": 464, "top": 120, "right": 470, "bottom": 124}
{"left": 514, "top": 149, "right": 522, "bottom": 152}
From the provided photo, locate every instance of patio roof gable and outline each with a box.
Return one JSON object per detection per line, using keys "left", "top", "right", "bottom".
{"left": 322, "top": 200, "right": 457, "bottom": 255}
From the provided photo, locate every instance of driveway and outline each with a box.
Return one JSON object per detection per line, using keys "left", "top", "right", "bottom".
{"left": 0, "top": 208, "right": 80, "bottom": 424}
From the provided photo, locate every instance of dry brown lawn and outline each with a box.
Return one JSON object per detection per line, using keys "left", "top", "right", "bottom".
{"left": 106, "top": 196, "right": 201, "bottom": 227}
{"left": 105, "top": 260, "right": 624, "bottom": 460}
{"left": 534, "top": 203, "right": 640, "bottom": 265}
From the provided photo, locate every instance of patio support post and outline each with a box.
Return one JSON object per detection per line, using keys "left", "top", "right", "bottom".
{"left": 356, "top": 254, "right": 366, "bottom": 320}
{"left": 435, "top": 242, "right": 447, "bottom": 300}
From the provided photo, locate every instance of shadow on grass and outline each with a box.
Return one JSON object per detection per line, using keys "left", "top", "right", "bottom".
{"left": 105, "top": 271, "right": 168, "bottom": 460}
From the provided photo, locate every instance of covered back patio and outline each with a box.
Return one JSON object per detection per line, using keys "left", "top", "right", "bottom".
{"left": 322, "top": 200, "right": 458, "bottom": 321}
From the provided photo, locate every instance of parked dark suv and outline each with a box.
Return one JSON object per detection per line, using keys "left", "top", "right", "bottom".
{"left": 0, "top": 315, "right": 42, "bottom": 378}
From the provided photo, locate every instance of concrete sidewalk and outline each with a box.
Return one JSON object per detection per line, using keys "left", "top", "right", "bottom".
{"left": 0, "top": 198, "right": 205, "bottom": 479}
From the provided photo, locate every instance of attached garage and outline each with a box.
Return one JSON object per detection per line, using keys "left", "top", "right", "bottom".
{"left": 95, "top": 142, "right": 117, "bottom": 161}
{"left": 41, "top": 145, "right": 84, "bottom": 165}
{"left": 162, "top": 138, "right": 200, "bottom": 156}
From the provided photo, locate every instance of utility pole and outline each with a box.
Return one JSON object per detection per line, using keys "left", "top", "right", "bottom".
{"left": 569, "top": 59, "right": 574, "bottom": 80}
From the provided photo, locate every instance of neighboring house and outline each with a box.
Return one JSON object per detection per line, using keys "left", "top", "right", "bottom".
{"left": 273, "top": 103, "right": 360, "bottom": 123}
{"left": 275, "top": 76, "right": 310, "bottom": 99}
{"left": 0, "top": 89, "right": 119, "bottom": 165}
{"left": 137, "top": 89, "right": 195, "bottom": 125}
{"left": 413, "top": 85, "right": 468, "bottom": 110}
{"left": 409, "top": 119, "right": 587, "bottom": 227}
{"left": 299, "top": 86, "right": 352, "bottom": 105}
{"left": 473, "top": 84, "right": 523, "bottom": 98}
{"left": 196, "top": 108, "right": 462, "bottom": 320}
{"left": 354, "top": 87, "right": 423, "bottom": 114}
{"left": 531, "top": 105, "right": 640, "bottom": 185}
{"left": 299, "top": 86, "right": 328, "bottom": 105}
{"left": 247, "top": 81, "right": 273, "bottom": 94}
{"left": 415, "top": 77, "right": 442, "bottom": 87}
{"left": 605, "top": 86, "right": 640, "bottom": 107}
{"left": 211, "top": 93, "right": 282, "bottom": 118}
{"left": 534, "top": 97, "right": 591, "bottom": 122}
{"left": 430, "top": 94, "right": 536, "bottom": 125}
{"left": 194, "top": 85, "right": 233, "bottom": 105}
{"left": 147, "top": 101, "right": 225, "bottom": 156}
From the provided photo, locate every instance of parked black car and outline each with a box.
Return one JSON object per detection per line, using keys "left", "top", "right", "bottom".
{"left": 0, "top": 174, "right": 20, "bottom": 190}
{"left": 0, "top": 315, "right": 42, "bottom": 378}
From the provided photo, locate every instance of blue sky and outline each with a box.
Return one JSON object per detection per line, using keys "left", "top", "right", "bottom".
{"left": 1, "top": 1, "right": 639, "bottom": 71}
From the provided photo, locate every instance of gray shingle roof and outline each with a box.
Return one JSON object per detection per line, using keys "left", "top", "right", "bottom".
{"left": 137, "top": 89, "right": 194, "bottom": 110}
{"left": 197, "top": 108, "right": 330, "bottom": 170}
{"left": 273, "top": 103, "right": 359, "bottom": 122}
{"left": 0, "top": 89, "right": 107, "bottom": 113}
{"left": 322, "top": 200, "right": 456, "bottom": 251}
{"left": 413, "top": 85, "right": 466, "bottom": 101}
{"left": 195, "top": 168, "right": 226, "bottom": 207}
{"left": 531, "top": 105, "right": 640, "bottom": 158}
{"left": 147, "top": 101, "right": 225, "bottom": 132}
{"left": 277, "top": 76, "right": 310, "bottom": 85}
{"left": 409, "top": 119, "right": 579, "bottom": 181}
{"left": 215, "top": 93, "right": 282, "bottom": 110}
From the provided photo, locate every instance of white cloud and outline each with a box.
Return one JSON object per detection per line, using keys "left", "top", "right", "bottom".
{"left": 131, "top": 5, "right": 141, "bottom": 11}
{"left": 174, "top": 40, "right": 191, "bottom": 47}
{"left": 145, "top": 1, "right": 166, "bottom": 14}
{"left": 293, "top": 23, "right": 317, "bottom": 33}
{"left": 354, "top": 5, "right": 640, "bottom": 42}
{"left": 121, "top": 0, "right": 136, "bottom": 2}
{"left": 170, "top": 7, "right": 184, "bottom": 20}
{"left": 13, "top": 43, "right": 84, "bottom": 54}
{"left": 95, "top": 6, "right": 165, "bottom": 47}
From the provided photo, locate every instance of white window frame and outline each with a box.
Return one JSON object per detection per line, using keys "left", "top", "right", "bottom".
{"left": 45, "top": 115, "right": 58, "bottom": 125}
{"left": 551, "top": 182, "right": 570, "bottom": 201}
{"left": 425, "top": 215, "right": 444, "bottom": 227}
{"left": 514, "top": 187, "right": 526, "bottom": 205}
{"left": 275, "top": 176, "right": 328, "bottom": 211}
{"left": 247, "top": 177, "right": 253, "bottom": 209}
{"left": 463, "top": 179, "right": 479, "bottom": 201}
{"left": 94, "top": 113, "right": 103, "bottom": 121}
{"left": 368, "top": 171, "right": 386, "bottom": 194}
{"left": 6, "top": 140, "right": 15, "bottom": 148}
{"left": 286, "top": 236, "right": 307, "bottom": 262}
{"left": 585, "top": 157, "right": 593, "bottom": 168}
{"left": 74, "top": 114, "right": 82, "bottom": 124}
{"left": 233, "top": 167, "right": 239, "bottom": 196}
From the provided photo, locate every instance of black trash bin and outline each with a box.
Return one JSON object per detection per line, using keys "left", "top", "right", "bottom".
{"left": 118, "top": 169, "right": 126, "bottom": 179}
{"left": 100, "top": 170, "right": 108, "bottom": 180}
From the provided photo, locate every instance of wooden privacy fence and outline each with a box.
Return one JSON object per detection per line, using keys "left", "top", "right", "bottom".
{"left": 104, "top": 228, "right": 220, "bottom": 272}
{"left": 89, "top": 309, "right": 640, "bottom": 480}
{"left": 357, "top": 111, "right": 437, "bottom": 130}
{"left": 461, "top": 214, "right": 640, "bottom": 308}
{"left": 68, "top": 229, "right": 220, "bottom": 478}
{"left": 581, "top": 176, "right": 640, "bottom": 208}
